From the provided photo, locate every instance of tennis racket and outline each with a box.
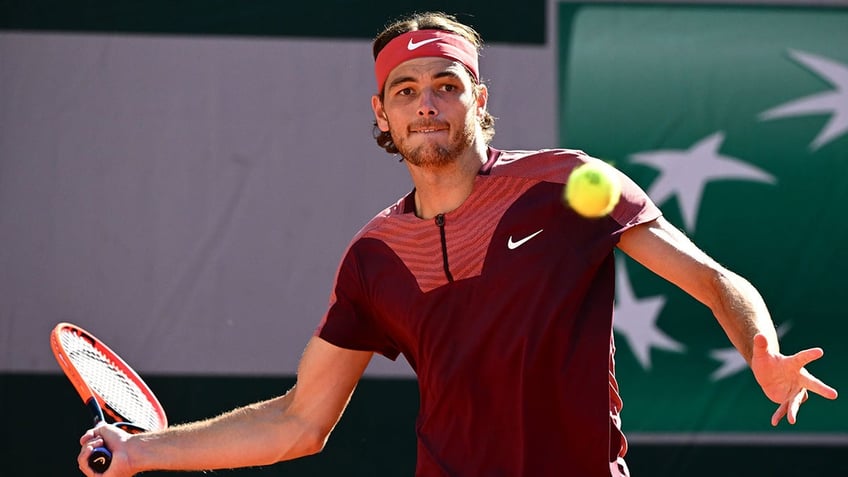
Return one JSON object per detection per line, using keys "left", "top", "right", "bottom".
{"left": 50, "top": 322, "right": 168, "bottom": 473}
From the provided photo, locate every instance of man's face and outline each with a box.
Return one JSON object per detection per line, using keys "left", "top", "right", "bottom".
{"left": 372, "top": 57, "right": 487, "bottom": 168}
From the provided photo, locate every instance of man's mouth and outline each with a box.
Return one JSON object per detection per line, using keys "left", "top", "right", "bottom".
{"left": 410, "top": 122, "right": 449, "bottom": 134}
{"left": 414, "top": 128, "right": 446, "bottom": 133}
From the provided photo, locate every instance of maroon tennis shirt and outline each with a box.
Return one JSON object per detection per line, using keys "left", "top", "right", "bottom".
{"left": 318, "top": 147, "right": 661, "bottom": 476}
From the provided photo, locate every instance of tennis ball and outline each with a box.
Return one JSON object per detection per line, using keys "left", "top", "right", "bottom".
{"left": 563, "top": 162, "right": 621, "bottom": 218}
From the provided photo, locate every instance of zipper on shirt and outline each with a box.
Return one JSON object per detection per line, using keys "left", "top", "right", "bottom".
{"left": 434, "top": 213, "right": 454, "bottom": 283}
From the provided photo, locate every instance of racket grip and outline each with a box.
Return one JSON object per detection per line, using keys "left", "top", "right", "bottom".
{"left": 89, "top": 446, "right": 112, "bottom": 473}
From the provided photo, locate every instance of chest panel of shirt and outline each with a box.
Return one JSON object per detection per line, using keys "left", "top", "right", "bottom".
{"left": 362, "top": 174, "right": 620, "bottom": 289}
{"left": 356, "top": 175, "right": 622, "bottom": 368}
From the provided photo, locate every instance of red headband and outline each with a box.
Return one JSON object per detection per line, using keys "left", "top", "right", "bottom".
{"left": 374, "top": 29, "right": 479, "bottom": 93}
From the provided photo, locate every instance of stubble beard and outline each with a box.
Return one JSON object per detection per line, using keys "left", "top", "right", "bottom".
{"left": 393, "top": 120, "right": 476, "bottom": 168}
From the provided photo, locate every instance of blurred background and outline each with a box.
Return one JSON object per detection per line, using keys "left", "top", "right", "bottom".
{"left": 1, "top": 0, "right": 846, "bottom": 475}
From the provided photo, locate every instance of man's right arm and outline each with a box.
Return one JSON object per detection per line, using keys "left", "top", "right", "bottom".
{"left": 78, "top": 337, "right": 373, "bottom": 476}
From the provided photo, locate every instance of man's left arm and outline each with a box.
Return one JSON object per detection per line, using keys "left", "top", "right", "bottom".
{"left": 617, "top": 217, "right": 838, "bottom": 425}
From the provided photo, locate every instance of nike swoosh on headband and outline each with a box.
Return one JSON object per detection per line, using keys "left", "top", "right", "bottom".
{"left": 407, "top": 37, "right": 442, "bottom": 50}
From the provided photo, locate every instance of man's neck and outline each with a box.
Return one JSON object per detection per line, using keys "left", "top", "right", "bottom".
{"left": 407, "top": 143, "right": 488, "bottom": 220}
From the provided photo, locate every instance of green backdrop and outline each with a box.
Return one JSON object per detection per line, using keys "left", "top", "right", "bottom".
{"left": 560, "top": 2, "right": 847, "bottom": 438}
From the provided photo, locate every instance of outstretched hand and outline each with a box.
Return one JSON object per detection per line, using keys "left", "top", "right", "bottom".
{"left": 750, "top": 333, "right": 838, "bottom": 426}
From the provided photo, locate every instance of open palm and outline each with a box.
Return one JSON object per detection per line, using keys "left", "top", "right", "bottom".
{"left": 749, "top": 333, "right": 838, "bottom": 426}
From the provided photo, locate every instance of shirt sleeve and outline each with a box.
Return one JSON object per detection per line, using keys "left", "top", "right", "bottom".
{"left": 491, "top": 148, "right": 662, "bottom": 231}
{"left": 315, "top": 240, "right": 401, "bottom": 360}
{"left": 608, "top": 159, "right": 663, "bottom": 230}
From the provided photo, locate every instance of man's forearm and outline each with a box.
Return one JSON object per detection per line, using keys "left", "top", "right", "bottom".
{"left": 127, "top": 391, "right": 324, "bottom": 473}
{"left": 709, "top": 269, "right": 779, "bottom": 362}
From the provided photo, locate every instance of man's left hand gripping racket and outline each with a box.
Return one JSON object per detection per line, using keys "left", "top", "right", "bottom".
{"left": 50, "top": 322, "right": 168, "bottom": 473}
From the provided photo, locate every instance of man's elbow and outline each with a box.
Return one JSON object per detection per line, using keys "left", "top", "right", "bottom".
{"left": 300, "top": 427, "right": 331, "bottom": 456}
{"left": 265, "top": 421, "right": 333, "bottom": 464}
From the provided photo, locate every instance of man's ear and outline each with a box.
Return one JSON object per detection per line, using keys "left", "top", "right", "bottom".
{"left": 371, "top": 95, "right": 390, "bottom": 132}
{"left": 475, "top": 84, "right": 489, "bottom": 118}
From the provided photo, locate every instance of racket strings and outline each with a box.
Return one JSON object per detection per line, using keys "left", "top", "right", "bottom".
{"left": 59, "top": 330, "right": 162, "bottom": 432}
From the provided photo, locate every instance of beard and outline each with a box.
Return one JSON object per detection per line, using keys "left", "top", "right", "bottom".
{"left": 392, "top": 118, "right": 476, "bottom": 168}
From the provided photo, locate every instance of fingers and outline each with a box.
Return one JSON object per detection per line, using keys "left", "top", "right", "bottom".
{"left": 79, "top": 422, "right": 108, "bottom": 443}
{"left": 800, "top": 368, "right": 839, "bottom": 400}
{"left": 770, "top": 389, "right": 806, "bottom": 426}
{"left": 752, "top": 333, "right": 770, "bottom": 355}
{"left": 771, "top": 401, "right": 788, "bottom": 426}
{"left": 79, "top": 425, "right": 109, "bottom": 476}
{"left": 787, "top": 389, "right": 808, "bottom": 425}
{"left": 771, "top": 378, "right": 838, "bottom": 426}
{"left": 753, "top": 333, "right": 769, "bottom": 348}
{"left": 791, "top": 347, "right": 825, "bottom": 367}
{"left": 80, "top": 428, "right": 96, "bottom": 445}
{"left": 793, "top": 347, "right": 838, "bottom": 400}
{"left": 78, "top": 439, "right": 103, "bottom": 476}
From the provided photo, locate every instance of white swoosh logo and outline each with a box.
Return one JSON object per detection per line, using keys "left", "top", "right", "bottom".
{"left": 407, "top": 37, "right": 442, "bottom": 50}
{"left": 507, "top": 229, "right": 543, "bottom": 250}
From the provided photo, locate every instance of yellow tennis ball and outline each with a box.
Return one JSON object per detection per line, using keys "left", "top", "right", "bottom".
{"left": 564, "top": 162, "right": 622, "bottom": 218}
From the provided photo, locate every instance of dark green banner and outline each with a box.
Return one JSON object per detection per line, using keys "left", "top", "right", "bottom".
{"left": 559, "top": 3, "right": 848, "bottom": 436}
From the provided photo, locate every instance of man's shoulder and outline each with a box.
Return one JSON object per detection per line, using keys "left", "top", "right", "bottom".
{"left": 350, "top": 194, "right": 412, "bottom": 242}
{"left": 487, "top": 147, "right": 593, "bottom": 183}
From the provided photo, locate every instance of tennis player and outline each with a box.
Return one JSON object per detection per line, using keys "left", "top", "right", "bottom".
{"left": 79, "top": 11, "right": 838, "bottom": 477}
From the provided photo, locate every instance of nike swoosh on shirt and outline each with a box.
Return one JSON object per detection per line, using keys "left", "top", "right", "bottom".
{"left": 507, "top": 229, "right": 544, "bottom": 250}
{"left": 407, "top": 37, "right": 442, "bottom": 50}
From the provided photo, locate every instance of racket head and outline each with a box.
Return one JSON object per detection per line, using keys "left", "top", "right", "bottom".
{"left": 50, "top": 322, "right": 168, "bottom": 433}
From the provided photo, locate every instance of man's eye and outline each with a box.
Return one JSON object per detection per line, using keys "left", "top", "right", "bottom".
{"left": 398, "top": 88, "right": 413, "bottom": 96}
{"left": 442, "top": 84, "right": 456, "bottom": 92}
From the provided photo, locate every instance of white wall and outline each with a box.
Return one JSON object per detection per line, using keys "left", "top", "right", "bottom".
{"left": 0, "top": 31, "right": 557, "bottom": 376}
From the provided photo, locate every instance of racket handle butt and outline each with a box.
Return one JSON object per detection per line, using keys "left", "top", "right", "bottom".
{"left": 89, "top": 446, "right": 112, "bottom": 473}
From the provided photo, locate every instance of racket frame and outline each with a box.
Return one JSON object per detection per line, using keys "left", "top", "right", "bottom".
{"left": 50, "top": 322, "right": 168, "bottom": 472}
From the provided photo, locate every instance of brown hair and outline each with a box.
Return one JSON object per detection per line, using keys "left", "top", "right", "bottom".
{"left": 372, "top": 11, "right": 496, "bottom": 154}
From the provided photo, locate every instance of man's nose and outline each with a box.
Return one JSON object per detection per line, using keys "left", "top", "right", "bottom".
{"left": 417, "top": 89, "right": 438, "bottom": 116}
